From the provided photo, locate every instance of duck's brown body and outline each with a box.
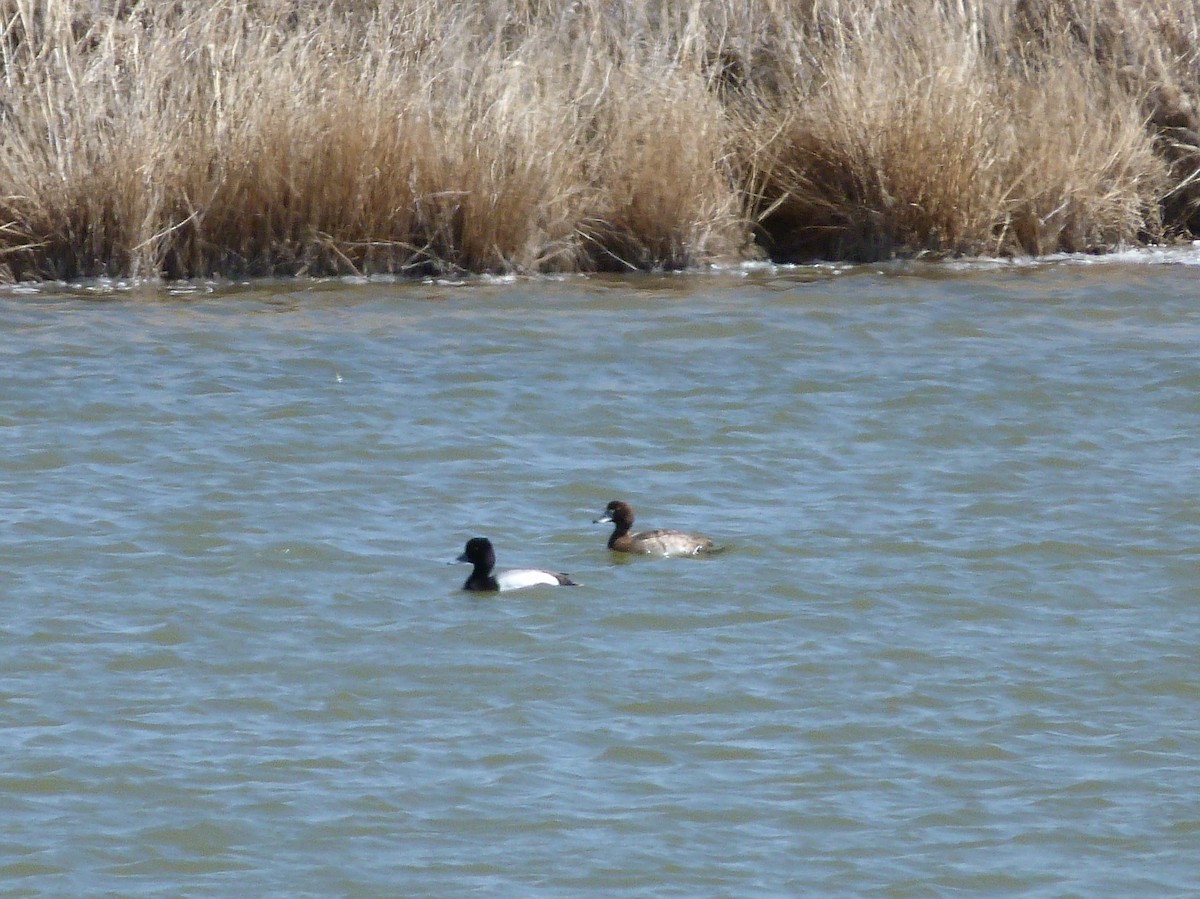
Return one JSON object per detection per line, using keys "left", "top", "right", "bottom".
{"left": 594, "top": 501, "right": 715, "bottom": 556}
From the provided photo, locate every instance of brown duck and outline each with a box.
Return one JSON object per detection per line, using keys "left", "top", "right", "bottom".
{"left": 593, "top": 500, "right": 716, "bottom": 556}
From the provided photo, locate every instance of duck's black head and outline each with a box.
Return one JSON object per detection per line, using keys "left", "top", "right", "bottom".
{"left": 457, "top": 537, "right": 496, "bottom": 571}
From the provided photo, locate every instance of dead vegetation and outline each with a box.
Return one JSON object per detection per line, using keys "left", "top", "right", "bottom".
{"left": 1, "top": 0, "right": 1198, "bottom": 280}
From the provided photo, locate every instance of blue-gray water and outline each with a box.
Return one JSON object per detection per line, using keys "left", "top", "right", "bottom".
{"left": 3, "top": 259, "right": 1198, "bottom": 897}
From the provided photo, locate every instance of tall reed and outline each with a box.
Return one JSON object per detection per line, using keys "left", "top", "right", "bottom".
{"left": 0, "top": 0, "right": 1197, "bottom": 280}
{"left": 739, "top": 1, "right": 1168, "bottom": 259}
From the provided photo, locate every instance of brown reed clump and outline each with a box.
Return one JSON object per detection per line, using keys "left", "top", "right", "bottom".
{"left": 0, "top": 0, "right": 1198, "bottom": 280}
{"left": 740, "top": 1, "right": 1169, "bottom": 260}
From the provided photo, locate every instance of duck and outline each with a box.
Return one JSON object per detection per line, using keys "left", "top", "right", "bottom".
{"left": 593, "top": 500, "right": 715, "bottom": 556}
{"left": 455, "top": 537, "right": 579, "bottom": 591}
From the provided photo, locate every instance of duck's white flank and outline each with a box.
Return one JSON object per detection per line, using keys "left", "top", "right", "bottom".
{"left": 494, "top": 569, "right": 567, "bottom": 591}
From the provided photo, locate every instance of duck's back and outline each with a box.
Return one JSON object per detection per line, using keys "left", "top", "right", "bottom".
{"left": 629, "top": 528, "right": 714, "bottom": 556}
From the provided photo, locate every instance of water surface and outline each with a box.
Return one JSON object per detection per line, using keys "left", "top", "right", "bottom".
{"left": 3, "top": 259, "right": 1199, "bottom": 896}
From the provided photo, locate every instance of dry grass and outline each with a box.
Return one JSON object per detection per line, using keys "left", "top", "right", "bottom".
{"left": 0, "top": 0, "right": 1198, "bottom": 280}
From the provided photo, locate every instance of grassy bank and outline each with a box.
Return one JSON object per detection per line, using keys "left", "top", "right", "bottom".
{"left": 1, "top": 0, "right": 1199, "bottom": 280}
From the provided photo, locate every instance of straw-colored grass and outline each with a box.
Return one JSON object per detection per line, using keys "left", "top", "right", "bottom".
{"left": 741, "top": 2, "right": 1169, "bottom": 258}
{"left": 1, "top": 0, "right": 1199, "bottom": 280}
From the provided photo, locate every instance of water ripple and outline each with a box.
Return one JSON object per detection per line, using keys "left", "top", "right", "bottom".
{"left": 2, "top": 267, "right": 1199, "bottom": 895}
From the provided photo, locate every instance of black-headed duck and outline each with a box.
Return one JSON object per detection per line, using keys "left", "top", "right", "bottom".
{"left": 455, "top": 537, "right": 578, "bottom": 591}
{"left": 593, "top": 500, "right": 715, "bottom": 556}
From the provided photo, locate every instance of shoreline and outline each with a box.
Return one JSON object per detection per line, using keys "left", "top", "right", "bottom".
{"left": 9, "top": 243, "right": 1200, "bottom": 297}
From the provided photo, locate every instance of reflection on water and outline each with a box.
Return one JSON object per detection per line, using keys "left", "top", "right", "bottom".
{"left": 2, "top": 258, "right": 1199, "bottom": 896}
